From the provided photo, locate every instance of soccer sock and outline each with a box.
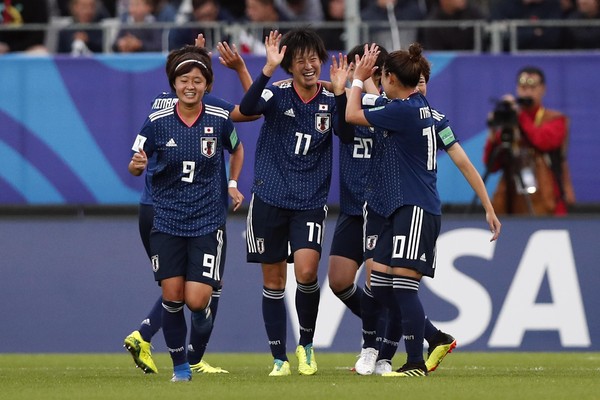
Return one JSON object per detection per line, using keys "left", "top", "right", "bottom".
{"left": 186, "top": 287, "right": 222, "bottom": 364}
{"left": 392, "top": 276, "right": 425, "bottom": 365}
{"left": 378, "top": 309, "right": 402, "bottom": 363}
{"left": 262, "top": 287, "right": 288, "bottom": 361}
{"left": 333, "top": 283, "right": 362, "bottom": 317}
{"left": 187, "top": 303, "right": 214, "bottom": 365}
{"left": 370, "top": 271, "right": 394, "bottom": 351}
{"left": 423, "top": 316, "right": 438, "bottom": 345}
{"left": 371, "top": 271, "right": 402, "bottom": 362}
{"left": 162, "top": 300, "right": 187, "bottom": 367}
{"left": 296, "top": 280, "right": 320, "bottom": 347}
{"left": 209, "top": 287, "right": 222, "bottom": 322}
{"left": 138, "top": 295, "right": 163, "bottom": 342}
{"left": 359, "top": 284, "right": 380, "bottom": 349}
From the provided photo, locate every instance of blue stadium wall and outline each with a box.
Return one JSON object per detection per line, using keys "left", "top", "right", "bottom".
{"left": 1, "top": 214, "right": 598, "bottom": 353}
{"left": 0, "top": 52, "right": 599, "bottom": 204}
{"left": 1, "top": 53, "right": 599, "bottom": 353}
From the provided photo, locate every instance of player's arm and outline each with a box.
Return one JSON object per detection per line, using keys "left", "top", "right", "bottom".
{"left": 239, "top": 31, "right": 285, "bottom": 116}
{"left": 228, "top": 141, "right": 245, "bottom": 211}
{"left": 447, "top": 142, "right": 501, "bottom": 242}
{"left": 330, "top": 52, "right": 354, "bottom": 144}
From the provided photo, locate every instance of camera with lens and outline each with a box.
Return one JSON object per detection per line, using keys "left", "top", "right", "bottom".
{"left": 488, "top": 97, "right": 533, "bottom": 144}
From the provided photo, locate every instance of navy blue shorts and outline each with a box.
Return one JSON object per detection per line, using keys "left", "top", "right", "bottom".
{"left": 373, "top": 205, "right": 440, "bottom": 278}
{"left": 246, "top": 194, "right": 327, "bottom": 264}
{"left": 138, "top": 203, "right": 154, "bottom": 258}
{"left": 150, "top": 227, "right": 226, "bottom": 289}
{"left": 364, "top": 206, "right": 386, "bottom": 261}
{"left": 329, "top": 213, "right": 364, "bottom": 266}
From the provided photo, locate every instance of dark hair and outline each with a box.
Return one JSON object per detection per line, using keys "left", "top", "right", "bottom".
{"left": 280, "top": 27, "right": 328, "bottom": 74}
{"left": 166, "top": 45, "right": 213, "bottom": 91}
{"left": 347, "top": 43, "right": 389, "bottom": 76}
{"left": 517, "top": 66, "right": 545, "bottom": 84}
{"left": 383, "top": 42, "right": 428, "bottom": 88}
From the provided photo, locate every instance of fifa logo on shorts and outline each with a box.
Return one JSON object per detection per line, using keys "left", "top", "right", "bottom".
{"left": 151, "top": 255, "right": 159, "bottom": 272}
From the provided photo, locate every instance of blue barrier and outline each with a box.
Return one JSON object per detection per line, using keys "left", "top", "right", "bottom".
{"left": 0, "top": 214, "right": 597, "bottom": 353}
{"left": 1, "top": 53, "right": 599, "bottom": 205}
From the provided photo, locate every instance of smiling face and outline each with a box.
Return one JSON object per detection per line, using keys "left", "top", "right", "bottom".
{"left": 174, "top": 67, "right": 208, "bottom": 107}
{"left": 289, "top": 49, "right": 322, "bottom": 90}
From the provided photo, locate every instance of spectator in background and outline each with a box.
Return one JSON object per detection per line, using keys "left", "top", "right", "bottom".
{"left": 560, "top": 0, "right": 576, "bottom": 16}
{"left": 361, "top": 0, "right": 426, "bottom": 50}
{"left": 276, "top": 0, "right": 324, "bottom": 21}
{"left": 113, "top": 0, "right": 163, "bottom": 52}
{"left": 0, "top": 0, "right": 49, "bottom": 53}
{"left": 564, "top": 0, "right": 600, "bottom": 49}
{"left": 419, "top": 0, "right": 485, "bottom": 51}
{"left": 238, "top": 0, "right": 289, "bottom": 54}
{"left": 483, "top": 66, "right": 575, "bottom": 215}
{"left": 169, "top": 0, "right": 235, "bottom": 50}
{"left": 57, "top": 0, "right": 105, "bottom": 55}
{"left": 319, "top": 0, "right": 345, "bottom": 51}
{"left": 490, "top": 0, "right": 563, "bottom": 50}
{"left": 154, "top": 0, "right": 178, "bottom": 21}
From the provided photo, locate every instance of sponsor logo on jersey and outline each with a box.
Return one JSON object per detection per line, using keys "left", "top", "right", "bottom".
{"left": 284, "top": 108, "right": 295, "bottom": 117}
{"left": 315, "top": 113, "right": 331, "bottom": 133}
{"left": 420, "top": 253, "right": 427, "bottom": 262}
{"left": 166, "top": 138, "right": 177, "bottom": 147}
{"left": 201, "top": 137, "right": 217, "bottom": 158}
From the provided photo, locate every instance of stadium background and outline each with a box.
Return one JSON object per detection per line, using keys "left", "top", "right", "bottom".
{"left": 0, "top": 52, "right": 598, "bottom": 353}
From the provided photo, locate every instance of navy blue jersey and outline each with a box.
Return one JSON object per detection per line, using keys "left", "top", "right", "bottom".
{"left": 338, "top": 93, "right": 390, "bottom": 216}
{"left": 139, "top": 92, "right": 236, "bottom": 205}
{"left": 363, "top": 92, "right": 457, "bottom": 217}
{"left": 240, "top": 74, "right": 349, "bottom": 210}
{"left": 132, "top": 102, "right": 239, "bottom": 236}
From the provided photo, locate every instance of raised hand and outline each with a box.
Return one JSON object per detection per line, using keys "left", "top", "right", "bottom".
{"left": 354, "top": 43, "right": 380, "bottom": 82}
{"left": 329, "top": 52, "right": 349, "bottom": 96}
{"left": 262, "top": 30, "right": 286, "bottom": 77}
{"left": 217, "top": 41, "right": 245, "bottom": 71}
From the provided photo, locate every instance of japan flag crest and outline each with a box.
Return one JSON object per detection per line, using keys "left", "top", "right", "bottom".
{"left": 201, "top": 137, "right": 217, "bottom": 158}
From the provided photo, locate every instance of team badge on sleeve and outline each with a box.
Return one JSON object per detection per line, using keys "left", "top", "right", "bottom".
{"left": 201, "top": 137, "right": 217, "bottom": 158}
{"left": 131, "top": 134, "right": 147, "bottom": 152}
{"left": 315, "top": 113, "right": 331, "bottom": 133}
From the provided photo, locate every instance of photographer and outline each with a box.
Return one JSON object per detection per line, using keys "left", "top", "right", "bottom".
{"left": 483, "top": 66, "right": 575, "bottom": 216}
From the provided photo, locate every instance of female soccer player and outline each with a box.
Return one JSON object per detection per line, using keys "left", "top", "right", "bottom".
{"left": 128, "top": 46, "right": 244, "bottom": 382}
{"left": 346, "top": 43, "right": 501, "bottom": 377}
{"left": 124, "top": 38, "right": 256, "bottom": 376}
{"left": 239, "top": 28, "right": 353, "bottom": 376}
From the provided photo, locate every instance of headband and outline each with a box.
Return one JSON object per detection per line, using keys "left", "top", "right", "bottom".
{"left": 175, "top": 59, "right": 208, "bottom": 71}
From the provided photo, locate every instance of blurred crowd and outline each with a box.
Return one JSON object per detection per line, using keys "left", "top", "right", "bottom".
{"left": 1, "top": 0, "right": 599, "bottom": 55}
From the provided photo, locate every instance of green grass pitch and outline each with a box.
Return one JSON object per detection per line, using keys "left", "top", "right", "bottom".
{"left": 1, "top": 352, "right": 598, "bottom": 400}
